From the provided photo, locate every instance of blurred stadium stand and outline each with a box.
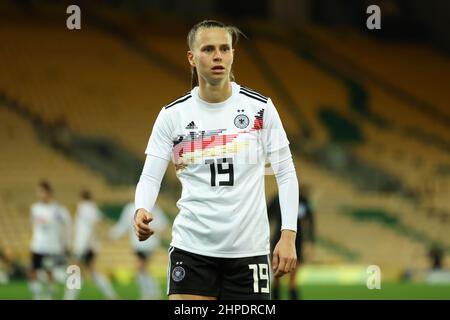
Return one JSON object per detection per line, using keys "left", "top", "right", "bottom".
{"left": 0, "top": 0, "right": 449, "bottom": 286}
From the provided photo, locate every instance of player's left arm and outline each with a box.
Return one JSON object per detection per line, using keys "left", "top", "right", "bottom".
{"left": 269, "top": 146, "right": 299, "bottom": 278}
{"left": 263, "top": 98, "right": 299, "bottom": 278}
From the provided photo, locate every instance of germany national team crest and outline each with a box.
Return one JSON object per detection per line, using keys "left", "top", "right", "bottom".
{"left": 172, "top": 266, "right": 186, "bottom": 282}
{"left": 234, "top": 112, "right": 249, "bottom": 129}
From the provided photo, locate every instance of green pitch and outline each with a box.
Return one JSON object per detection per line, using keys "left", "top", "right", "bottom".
{"left": 1, "top": 281, "right": 450, "bottom": 300}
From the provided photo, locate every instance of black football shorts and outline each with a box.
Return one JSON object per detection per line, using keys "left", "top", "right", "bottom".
{"left": 167, "top": 246, "right": 272, "bottom": 300}
{"left": 31, "top": 252, "right": 60, "bottom": 271}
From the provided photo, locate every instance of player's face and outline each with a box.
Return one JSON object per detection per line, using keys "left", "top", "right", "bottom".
{"left": 36, "top": 186, "right": 50, "bottom": 202}
{"left": 188, "top": 28, "right": 234, "bottom": 85}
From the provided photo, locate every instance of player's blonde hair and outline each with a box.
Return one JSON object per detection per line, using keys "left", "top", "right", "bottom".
{"left": 187, "top": 20, "right": 244, "bottom": 88}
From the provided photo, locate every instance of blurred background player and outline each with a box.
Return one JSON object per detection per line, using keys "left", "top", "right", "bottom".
{"left": 269, "top": 184, "right": 316, "bottom": 300}
{"left": 110, "top": 201, "right": 169, "bottom": 299}
{"left": 64, "top": 190, "right": 117, "bottom": 300}
{"left": 29, "top": 180, "right": 71, "bottom": 300}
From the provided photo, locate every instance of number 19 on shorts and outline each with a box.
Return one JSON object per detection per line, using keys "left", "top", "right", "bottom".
{"left": 249, "top": 264, "right": 270, "bottom": 293}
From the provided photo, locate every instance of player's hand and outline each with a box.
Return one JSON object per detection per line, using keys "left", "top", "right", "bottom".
{"left": 134, "top": 208, "right": 154, "bottom": 241}
{"left": 272, "top": 230, "right": 297, "bottom": 278}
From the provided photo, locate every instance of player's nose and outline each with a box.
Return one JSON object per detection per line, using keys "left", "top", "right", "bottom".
{"left": 213, "top": 49, "right": 222, "bottom": 61}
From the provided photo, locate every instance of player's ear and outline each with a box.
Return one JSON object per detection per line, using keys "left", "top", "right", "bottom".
{"left": 187, "top": 51, "right": 195, "bottom": 67}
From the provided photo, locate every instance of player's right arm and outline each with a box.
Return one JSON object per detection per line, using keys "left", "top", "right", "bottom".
{"left": 135, "top": 107, "right": 173, "bottom": 241}
{"left": 134, "top": 155, "right": 169, "bottom": 241}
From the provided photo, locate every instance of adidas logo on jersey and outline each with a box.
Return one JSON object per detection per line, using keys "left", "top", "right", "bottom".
{"left": 185, "top": 121, "right": 198, "bottom": 130}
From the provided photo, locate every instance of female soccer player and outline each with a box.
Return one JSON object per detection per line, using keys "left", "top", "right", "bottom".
{"left": 29, "top": 181, "right": 71, "bottom": 300}
{"left": 64, "top": 190, "right": 117, "bottom": 300}
{"left": 134, "top": 20, "right": 299, "bottom": 300}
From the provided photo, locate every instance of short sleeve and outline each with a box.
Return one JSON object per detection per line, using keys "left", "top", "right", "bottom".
{"left": 261, "top": 98, "right": 290, "bottom": 155}
{"left": 145, "top": 108, "right": 173, "bottom": 161}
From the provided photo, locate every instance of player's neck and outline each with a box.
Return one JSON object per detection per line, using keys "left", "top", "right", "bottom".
{"left": 198, "top": 79, "right": 232, "bottom": 104}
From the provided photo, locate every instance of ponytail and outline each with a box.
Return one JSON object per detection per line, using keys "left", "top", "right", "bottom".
{"left": 191, "top": 67, "right": 199, "bottom": 88}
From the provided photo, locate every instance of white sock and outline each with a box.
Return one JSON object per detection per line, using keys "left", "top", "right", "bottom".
{"left": 64, "top": 288, "right": 80, "bottom": 300}
{"left": 92, "top": 272, "right": 117, "bottom": 300}
{"left": 47, "top": 281, "right": 56, "bottom": 300}
{"left": 64, "top": 276, "right": 82, "bottom": 301}
{"left": 29, "top": 280, "right": 42, "bottom": 300}
{"left": 137, "top": 272, "right": 147, "bottom": 299}
{"left": 137, "top": 271, "right": 159, "bottom": 299}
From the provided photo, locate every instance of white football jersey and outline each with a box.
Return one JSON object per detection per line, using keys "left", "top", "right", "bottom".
{"left": 145, "top": 82, "right": 289, "bottom": 258}
{"left": 110, "top": 202, "right": 168, "bottom": 252}
{"left": 30, "top": 201, "right": 71, "bottom": 255}
{"left": 73, "top": 201, "right": 102, "bottom": 256}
